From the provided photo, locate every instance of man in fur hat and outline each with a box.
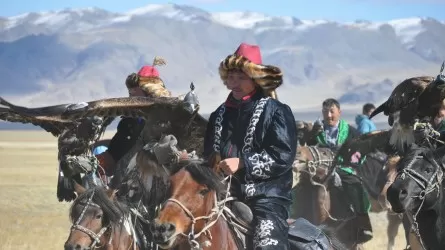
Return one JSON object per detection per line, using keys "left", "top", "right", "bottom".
{"left": 203, "top": 43, "right": 297, "bottom": 249}
{"left": 95, "top": 57, "right": 186, "bottom": 178}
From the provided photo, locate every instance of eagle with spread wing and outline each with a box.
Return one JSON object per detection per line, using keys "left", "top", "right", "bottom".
{"left": 370, "top": 61, "right": 445, "bottom": 154}
{"left": 0, "top": 100, "right": 115, "bottom": 202}
{"left": 1, "top": 91, "right": 208, "bottom": 156}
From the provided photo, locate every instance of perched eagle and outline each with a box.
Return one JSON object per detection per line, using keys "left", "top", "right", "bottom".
{"left": 370, "top": 62, "right": 445, "bottom": 153}
{"left": 0, "top": 100, "right": 115, "bottom": 202}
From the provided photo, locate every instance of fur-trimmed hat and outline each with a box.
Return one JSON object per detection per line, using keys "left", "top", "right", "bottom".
{"left": 219, "top": 43, "right": 283, "bottom": 99}
{"left": 125, "top": 56, "right": 171, "bottom": 98}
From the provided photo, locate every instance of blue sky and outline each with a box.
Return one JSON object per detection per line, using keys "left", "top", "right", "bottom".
{"left": 1, "top": 0, "right": 443, "bottom": 22}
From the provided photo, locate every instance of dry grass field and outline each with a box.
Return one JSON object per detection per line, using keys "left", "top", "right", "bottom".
{"left": 0, "top": 130, "right": 407, "bottom": 249}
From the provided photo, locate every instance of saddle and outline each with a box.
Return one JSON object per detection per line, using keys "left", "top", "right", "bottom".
{"left": 224, "top": 201, "right": 333, "bottom": 250}
{"left": 288, "top": 218, "right": 332, "bottom": 250}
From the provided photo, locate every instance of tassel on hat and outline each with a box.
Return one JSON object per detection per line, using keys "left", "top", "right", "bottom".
{"left": 125, "top": 56, "right": 171, "bottom": 98}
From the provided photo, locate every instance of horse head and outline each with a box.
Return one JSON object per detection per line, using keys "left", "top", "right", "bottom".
{"left": 150, "top": 159, "right": 229, "bottom": 249}
{"left": 387, "top": 145, "right": 445, "bottom": 214}
{"left": 64, "top": 183, "right": 135, "bottom": 250}
{"left": 293, "top": 146, "right": 335, "bottom": 185}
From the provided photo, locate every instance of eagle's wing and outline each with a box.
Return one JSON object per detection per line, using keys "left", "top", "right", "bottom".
{"left": 334, "top": 130, "right": 394, "bottom": 166}
{"left": 370, "top": 76, "right": 434, "bottom": 119}
{"left": 3, "top": 96, "right": 201, "bottom": 126}
{"left": 0, "top": 107, "right": 73, "bottom": 137}
{"left": 0, "top": 97, "right": 74, "bottom": 119}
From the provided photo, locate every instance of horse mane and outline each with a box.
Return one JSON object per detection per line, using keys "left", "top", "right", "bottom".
{"left": 396, "top": 145, "right": 431, "bottom": 171}
{"left": 170, "top": 159, "right": 226, "bottom": 197}
{"left": 70, "top": 187, "right": 128, "bottom": 226}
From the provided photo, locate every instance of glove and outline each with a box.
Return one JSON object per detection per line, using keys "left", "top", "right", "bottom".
{"left": 152, "top": 135, "right": 182, "bottom": 165}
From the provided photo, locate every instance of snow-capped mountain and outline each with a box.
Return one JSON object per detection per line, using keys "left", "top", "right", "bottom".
{"left": 0, "top": 3, "right": 443, "bottom": 119}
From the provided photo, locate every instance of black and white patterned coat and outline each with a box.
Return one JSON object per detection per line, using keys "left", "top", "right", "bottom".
{"left": 203, "top": 90, "right": 297, "bottom": 201}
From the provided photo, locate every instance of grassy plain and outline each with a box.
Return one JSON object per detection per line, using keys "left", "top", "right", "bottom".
{"left": 0, "top": 130, "right": 407, "bottom": 249}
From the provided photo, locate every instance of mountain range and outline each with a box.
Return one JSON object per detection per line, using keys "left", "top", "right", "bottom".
{"left": 0, "top": 3, "right": 444, "bottom": 129}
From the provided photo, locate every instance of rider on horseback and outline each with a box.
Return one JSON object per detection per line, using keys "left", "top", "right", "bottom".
{"left": 203, "top": 42, "right": 297, "bottom": 249}
{"left": 308, "top": 98, "right": 374, "bottom": 243}
{"left": 95, "top": 57, "right": 187, "bottom": 180}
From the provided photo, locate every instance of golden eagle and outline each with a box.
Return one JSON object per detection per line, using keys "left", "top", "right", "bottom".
{"left": 0, "top": 100, "right": 115, "bottom": 202}
{"left": 370, "top": 61, "right": 445, "bottom": 153}
{"left": 1, "top": 94, "right": 209, "bottom": 156}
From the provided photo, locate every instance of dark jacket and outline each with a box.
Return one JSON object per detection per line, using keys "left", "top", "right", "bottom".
{"left": 107, "top": 117, "right": 146, "bottom": 164}
{"left": 203, "top": 90, "right": 297, "bottom": 202}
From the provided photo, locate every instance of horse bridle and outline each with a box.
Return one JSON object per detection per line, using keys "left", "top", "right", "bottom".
{"left": 396, "top": 150, "right": 445, "bottom": 250}
{"left": 298, "top": 146, "right": 335, "bottom": 180}
{"left": 70, "top": 189, "right": 110, "bottom": 248}
{"left": 161, "top": 175, "right": 232, "bottom": 250}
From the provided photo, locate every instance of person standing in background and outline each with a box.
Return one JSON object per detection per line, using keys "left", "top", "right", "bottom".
{"left": 356, "top": 103, "right": 377, "bottom": 135}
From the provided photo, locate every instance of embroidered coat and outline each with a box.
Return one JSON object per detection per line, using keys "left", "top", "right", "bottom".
{"left": 203, "top": 91, "right": 297, "bottom": 201}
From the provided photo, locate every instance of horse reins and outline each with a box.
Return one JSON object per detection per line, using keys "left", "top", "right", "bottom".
{"left": 297, "top": 146, "right": 339, "bottom": 221}
{"left": 396, "top": 150, "right": 445, "bottom": 250}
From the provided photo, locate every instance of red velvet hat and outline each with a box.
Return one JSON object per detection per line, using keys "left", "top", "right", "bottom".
{"left": 235, "top": 43, "right": 263, "bottom": 64}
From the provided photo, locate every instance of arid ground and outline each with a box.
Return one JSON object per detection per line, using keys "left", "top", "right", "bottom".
{"left": 0, "top": 130, "right": 407, "bottom": 249}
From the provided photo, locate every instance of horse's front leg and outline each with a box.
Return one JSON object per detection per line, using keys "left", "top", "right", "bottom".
{"left": 386, "top": 211, "right": 402, "bottom": 250}
{"left": 315, "top": 184, "right": 331, "bottom": 224}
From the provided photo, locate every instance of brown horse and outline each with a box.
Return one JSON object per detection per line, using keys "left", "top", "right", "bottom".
{"left": 292, "top": 145, "right": 408, "bottom": 250}
{"left": 64, "top": 184, "right": 139, "bottom": 250}
{"left": 150, "top": 159, "right": 351, "bottom": 250}
{"left": 64, "top": 142, "right": 178, "bottom": 250}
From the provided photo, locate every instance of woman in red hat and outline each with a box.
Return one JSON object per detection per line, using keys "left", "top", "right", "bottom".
{"left": 203, "top": 43, "right": 297, "bottom": 249}
{"left": 95, "top": 56, "right": 173, "bottom": 181}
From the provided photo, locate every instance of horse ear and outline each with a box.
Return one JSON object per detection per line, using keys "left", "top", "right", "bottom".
{"left": 208, "top": 152, "right": 222, "bottom": 174}
{"left": 106, "top": 189, "right": 118, "bottom": 199}
{"left": 73, "top": 181, "right": 87, "bottom": 194}
{"left": 386, "top": 155, "right": 401, "bottom": 171}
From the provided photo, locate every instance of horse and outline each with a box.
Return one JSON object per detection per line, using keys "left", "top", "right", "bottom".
{"left": 387, "top": 145, "right": 445, "bottom": 250}
{"left": 150, "top": 159, "right": 353, "bottom": 250}
{"left": 65, "top": 139, "right": 183, "bottom": 250}
{"left": 292, "top": 145, "right": 410, "bottom": 250}
{"left": 64, "top": 184, "right": 140, "bottom": 250}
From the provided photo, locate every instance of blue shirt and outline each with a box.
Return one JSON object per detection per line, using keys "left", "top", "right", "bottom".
{"left": 355, "top": 114, "right": 377, "bottom": 135}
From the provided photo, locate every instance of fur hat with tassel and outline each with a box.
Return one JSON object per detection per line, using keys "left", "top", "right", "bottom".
{"left": 125, "top": 56, "right": 171, "bottom": 98}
